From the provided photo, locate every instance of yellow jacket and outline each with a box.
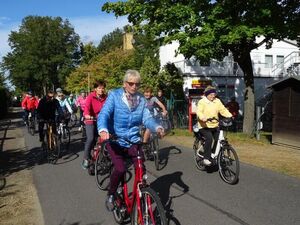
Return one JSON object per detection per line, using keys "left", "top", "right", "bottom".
{"left": 196, "top": 97, "right": 232, "bottom": 128}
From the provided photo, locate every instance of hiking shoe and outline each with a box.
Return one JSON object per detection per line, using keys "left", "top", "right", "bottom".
{"left": 105, "top": 195, "right": 115, "bottom": 211}
{"left": 203, "top": 159, "right": 212, "bottom": 166}
{"left": 81, "top": 159, "right": 89, "bottom": 169}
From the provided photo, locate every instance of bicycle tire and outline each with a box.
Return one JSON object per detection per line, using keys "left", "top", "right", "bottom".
{"left": 218, "top": 145, "right": 240, "bottom": 184}
{"left": 47, "top": 133, "right": 61, "bottom": 164}
{"left": 61, "top": 126, "right": 71, "bottom": 147}
{"left": 193, "top": 138, "right": 206, "bottom": 171}
{"left": 153, "top": 137, "right": 160, "bottom": 170}
{"left": 95, "top": 143, "right": 112, "bottom": 190}
{"left": 113, "top": 191, "right": 127, "bottom": 224}
{"left": 131, "top": 187, "right": 167, "bottom": 225}
{"left": 69, "top": 114, "right": 77, "bottom": 128}
{"left": 29, "top": 118, "right": 35, "bottom": 136}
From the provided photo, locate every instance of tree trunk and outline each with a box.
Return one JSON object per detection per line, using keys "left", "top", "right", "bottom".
{"left": 236, "top": 52, "right": 255, "bottom": 135}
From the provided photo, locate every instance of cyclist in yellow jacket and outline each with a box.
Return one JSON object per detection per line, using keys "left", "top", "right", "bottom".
{"left": 196, "top": 85, "right": 232, "bottom": 166}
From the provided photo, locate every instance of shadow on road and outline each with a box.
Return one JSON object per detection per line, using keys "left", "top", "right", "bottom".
{"left": 156, "top": 145, "right": 182, "bottom": 171}
{"left": 58, "top": 220, "right": 104, "bottom": 225}
{"left": 150, "top": 171, "right": 189, "bottom": 225}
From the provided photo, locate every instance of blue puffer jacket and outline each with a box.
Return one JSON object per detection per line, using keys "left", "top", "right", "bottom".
{"left": 97, "top": 88, "right": 159, "bottom": 148}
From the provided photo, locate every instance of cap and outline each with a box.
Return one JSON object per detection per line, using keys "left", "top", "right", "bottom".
{"left": 56, "top": 87, "right": 62, "bottom": 93}
{"left": 204, "top": 85, "right": 216, "bottom": 96}
{"left": 27, "top": 91, "right": 33, "bottom": 95}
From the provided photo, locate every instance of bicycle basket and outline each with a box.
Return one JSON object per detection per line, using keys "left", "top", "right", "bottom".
{"left": 220, "top": 118, "right": 232, "bottom": 127}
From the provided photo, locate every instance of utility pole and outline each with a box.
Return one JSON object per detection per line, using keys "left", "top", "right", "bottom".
{"left": 87, "top": 72, "right": 90, "bottom": 93}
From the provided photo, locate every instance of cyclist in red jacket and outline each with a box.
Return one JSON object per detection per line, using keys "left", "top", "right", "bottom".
{"left": 21, "top": 91, "right": 39, "bottom": 125}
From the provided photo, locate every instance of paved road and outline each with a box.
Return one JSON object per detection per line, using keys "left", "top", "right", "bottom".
{"left": 21, "top": 124, "right": 300, "bottom": 225}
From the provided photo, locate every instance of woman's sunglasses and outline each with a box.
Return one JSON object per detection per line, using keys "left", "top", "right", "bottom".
{"left": 126, "top": 81, "right": 141, "bottom": 87}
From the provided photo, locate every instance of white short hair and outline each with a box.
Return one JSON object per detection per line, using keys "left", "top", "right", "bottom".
{"left": 123, "top": 70, "right": 141, "bottom": 83}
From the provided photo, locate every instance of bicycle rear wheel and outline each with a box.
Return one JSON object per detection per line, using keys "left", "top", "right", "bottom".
{"left": 131, "top": 187, "right": 167, "bottom": 225}
{"left": 193, "top": 138, "right": 206, "bottom": 171}
{"left": 218, "top": 146, "right": 240, "bottom": 184}
{"left": 95, "top": 143, "right": 112, "bottom": 190}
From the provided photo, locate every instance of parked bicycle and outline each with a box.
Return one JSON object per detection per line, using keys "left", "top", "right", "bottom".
{"left": 104, "top": 137, "right": 167, "bottom": 225}
{"left": 41, "top": 120, "right": 61, "bottom": 164}
{"left": 193, "top": 117, "right": 240, "bottom": 184}
{"left": 27, "top": 110, "right": 36, "bottom": 136}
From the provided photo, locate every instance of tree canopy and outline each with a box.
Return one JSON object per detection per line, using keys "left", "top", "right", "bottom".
{"left": 1, "top": 16, "right": 81, "bottom": 95}
{"left": 103, "top": 0, "right": 300, "bottom": 134}
{"left": 97, "top": 28, "right": 124, "bottom": 54}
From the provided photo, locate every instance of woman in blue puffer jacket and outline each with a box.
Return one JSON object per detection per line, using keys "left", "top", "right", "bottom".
{"left": 97, "top": 69, "right": 164, "bottom": 211}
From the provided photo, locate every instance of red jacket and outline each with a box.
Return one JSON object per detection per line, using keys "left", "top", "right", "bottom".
{"left": 84, "top": 91, "right": 107, "bottom": 125}
{"left": 21, "top": 96, "right": 39, "bottom": 111}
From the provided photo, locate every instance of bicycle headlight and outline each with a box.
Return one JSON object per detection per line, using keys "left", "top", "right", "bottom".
{"left": 142, "top": 174, "right": 148, "bottom": 181}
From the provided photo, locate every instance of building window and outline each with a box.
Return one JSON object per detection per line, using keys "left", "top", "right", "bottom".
{"left": 265, "top": 55, "right": 273, "bottom": 68}
{"left": 276, "top": 55, "right": 284, "bottom": 68}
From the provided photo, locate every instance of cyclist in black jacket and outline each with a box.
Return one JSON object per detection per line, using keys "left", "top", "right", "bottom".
{"left": 37, "top": 90, "right": 63, "bottom": 142}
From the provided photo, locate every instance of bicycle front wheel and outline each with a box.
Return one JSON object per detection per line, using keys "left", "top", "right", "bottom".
{"left": 28, "top": 119, "right": 35, "bottom": 136}
{"left": 131, "top": 187, "right": 167, "bottom": 225}
{"left": 69, "top": 114, "right": 77, "bottom": 128}
{"left": 61, "top": 127, "right": 71, "bottom": 147}
{"left": 95, "top": 143, "right": 112, "bottom": 190}
{"left": 193, "top": 138, "right": 206, "bottom": 171}
{"left": 218, "top": 146, "right": 240, "bottom": 184}
{"left": 47, "top": 134, "right": 61, "bottom": 164}
{"left": 152, "top": 137, "right": 160, "bottom": 170}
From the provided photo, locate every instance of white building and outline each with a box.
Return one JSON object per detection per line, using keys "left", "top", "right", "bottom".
{"left": 159, "top": 38, "right": 300, "bottom": 114}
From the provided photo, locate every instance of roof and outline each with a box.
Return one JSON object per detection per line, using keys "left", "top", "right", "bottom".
{"left": 267, "top": 76, "right": 300, "bottom": 88}
{"left": 282, "top": 39, "right": 299, "bottom": 47}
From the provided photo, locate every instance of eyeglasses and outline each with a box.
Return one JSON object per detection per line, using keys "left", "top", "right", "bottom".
{"left": 126, "top": 81, "right": 140, "bottom": 87}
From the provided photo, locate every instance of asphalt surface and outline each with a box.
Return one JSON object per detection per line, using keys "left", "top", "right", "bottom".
{"left": 18, "top": 121, "right": 300, "bottom": 225}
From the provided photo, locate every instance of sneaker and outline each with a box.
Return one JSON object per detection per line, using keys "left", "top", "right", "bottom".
{"left": 105, "top": 195, "right": 115, "bottom": 211}
{"left": 203, "top": 159, "right": 212, "bottom": 166}
{"left": 81, "top": 159, "right": 89, "bottom": 169}
{"left": 78, "top": 126, "right": 82, "bottom": 132}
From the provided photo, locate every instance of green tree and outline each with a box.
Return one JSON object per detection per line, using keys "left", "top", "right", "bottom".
{"left": 80, "top": 42, "right": 99, "bottom": 64}
{"left": 97, "top": 28, "right": 124, "bottom": 54}
{"left": 66, "top": 48, "right": 136, "bottom": 93}
{"left": 1, "top": 16, "right": 81, "bottom": 95}
{"left": 140, "top": 56, "right": 160, "bottom": 91}
{"left": 103, "top": 0, "right": 300, "bottom": 134}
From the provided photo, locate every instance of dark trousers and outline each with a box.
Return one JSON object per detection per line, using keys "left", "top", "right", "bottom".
{"left": 83, "top": 123, "right": 97, "bottom": 160}
{"left": 199, "top": 127, "right": 219, "bottom": 160}
{"left": 107, "top": 142, "right": 145, "bottom": 195}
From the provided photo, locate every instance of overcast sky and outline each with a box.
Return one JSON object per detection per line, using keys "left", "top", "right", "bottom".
{"left": 0, "top": 0, "right": 128, "bottom": 60}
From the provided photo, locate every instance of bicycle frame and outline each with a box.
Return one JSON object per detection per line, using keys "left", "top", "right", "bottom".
{"left": 119, "top": 146, "right": 146, "bottom": 221}
{"left": 211, "top": 129, "right": 225, "bottom": 159}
